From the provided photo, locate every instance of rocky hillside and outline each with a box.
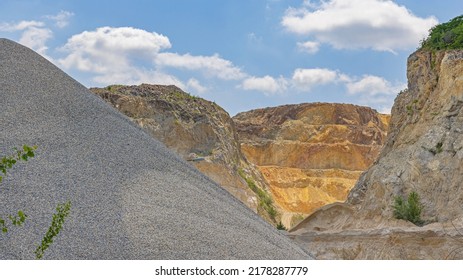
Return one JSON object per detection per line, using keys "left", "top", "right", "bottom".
{"left": 90, "top": 85, "right": 278, "bottom": 224}
{"left": 289, "top": 49, "right": 463, "bottom": 259}
{"left": 233, "top": 103, "right": 389, "bottom": 228}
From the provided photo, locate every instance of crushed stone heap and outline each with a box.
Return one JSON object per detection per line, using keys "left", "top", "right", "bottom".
{"left": 0, "top": 38, "right": 309, "bottom": 259}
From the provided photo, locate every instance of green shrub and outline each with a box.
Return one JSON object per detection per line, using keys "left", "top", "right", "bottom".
{"left": 276, "top": 221, "right": 287, "bottom": 231}
{"left": 435, "top": 142, "right": 443, "bottom": 154}
{"left": 105, "top": 85, "right": 124, "bottom": 93}
{"left": 421, "top": 15, "right": 463, "bottom": 50}
{"left": 422, "top": 142, "right": 444, "bottom": 155}
{"left": 238, "top": 168, "right": 277, "bottom": 221}
{"left": 266, "top": 205, "right": 277, "bottom": 219}
{"left": 406, "top": 104, "right": 413, "bottom": 115}
{"left": 393, "top": 191, "right": 424, "bottom": 226}
{"left": 290, "top": 214, "right": 305, "bottom": 228}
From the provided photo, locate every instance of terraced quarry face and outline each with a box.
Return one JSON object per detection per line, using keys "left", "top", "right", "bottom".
{"left": 234, "top": 103, "right": 389, "bottom": 228}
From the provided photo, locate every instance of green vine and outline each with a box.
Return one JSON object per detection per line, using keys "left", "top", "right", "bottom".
{"left": 35, "top": 201, "right": 71, "bottom": 259}
{"left": 0, "top": 145, "right": 37, "bottom": 233}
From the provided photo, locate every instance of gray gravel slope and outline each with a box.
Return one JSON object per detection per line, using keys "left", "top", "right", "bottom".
{"left": 0, "top": 39, "right": 309, "bottom": 259}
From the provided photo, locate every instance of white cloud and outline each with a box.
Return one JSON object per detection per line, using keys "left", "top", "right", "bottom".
{"left": 346, "top": 75, "right": 406, "bottom": 113}
{"left": 282, "top": 0, "right": 438, "bottom": 52}
{"left": 292, "top": 68, "right": 339, "bottom": 89}
{"left": 0, "top": 20, "right": 52, "bottom": 55}
{"left": 237, "top": 67, "right": 402, "bottom": 113}
{"left": 156, "top": 52, "right": 246, "bottom": 80}
{"left": 346, "top": 75, "right": 403, "bottom": 96}
{"left": 58, "top": 26, "right": 244, "bottom": 88}
{"left": 376, "top": 106, "right": 393, "bottom": 114}
{"left": 59, "top": 26, "right": 171, "bottom": 72}
{"left": 58, "top": 27, "right": 173, "bottom": 84}
{"left": 247, "top": 32, "right": 263, "bottom": 44}
{"left": 187, "top": 78, "right": 207, "bottom": 94}
{"left": 239, "top": 68, "right": 401, "bottom": 113}
{"left": 241, "top": 75, "right": 288, "bottom": 94}
{"left": 19, "top": 27, "right": 52, "bottom": 55}
{"left": 297, "top": 40, "right": 320, "bottom": 54}
{"left": 241, "top": 69, "right": 342, "bottom": 95}
{"left": 45, "top": 10, "right": 74, "bottom": 28}
{"left": 0, "top": 20, "right": 45, "bottom": 31}
{"left": 93, "top": 68, "right": 185, "bottom": 88}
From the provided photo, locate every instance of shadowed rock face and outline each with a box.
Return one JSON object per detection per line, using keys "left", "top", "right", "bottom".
{"left": 233, "top": 103, "right": 389, "bottom": 228}
{"left": 0, "top": 38, "right": 308, "bottom": 259}
{"left": 90, "top": 85, "right": 276, "bottom": 223}
{"left": 289, "top": 50, "right": 463, "bottom": 259}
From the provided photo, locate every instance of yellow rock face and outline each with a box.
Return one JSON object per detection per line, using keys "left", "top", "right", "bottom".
{"left": 259, "top": 166, "right": 362, "bottom": 214}
{"left": 234, "top": 103, "right": 389, "bottom": 228}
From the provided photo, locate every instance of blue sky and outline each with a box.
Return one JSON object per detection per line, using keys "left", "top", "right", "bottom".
{"left": 1, "top": 0, "right": 462, "bottom": 115}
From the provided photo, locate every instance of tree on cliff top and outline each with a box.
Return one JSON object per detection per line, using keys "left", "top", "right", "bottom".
{"left": 421, "top": 15, "right": 463, "bottom": 50}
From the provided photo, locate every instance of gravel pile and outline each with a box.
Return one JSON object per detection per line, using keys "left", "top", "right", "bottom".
{"left": 0, "top": 39, "right": 309, "bottom": 259}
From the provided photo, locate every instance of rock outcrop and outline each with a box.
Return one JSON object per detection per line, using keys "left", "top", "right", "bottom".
{"left": 90, "top": 85, "right": 277, "bottom": 223}
{"left": 289, "top": 49, "right": 463, "bottom": 259}
{"left": 233, "top": 104, "right": 389, "bottom": 228}
{"left": 0, "top": 38, "right": 309, "bottom": 259}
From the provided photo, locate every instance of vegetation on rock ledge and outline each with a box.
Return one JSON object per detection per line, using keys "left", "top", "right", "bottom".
{"left": 238, "top": 168, "right": 277, "bottom": 221}
{"left": 393, "top": 191, "right": 424, "bottom": 226}
{"left": 421, "top": 15, "right": 463, "bottom": 50}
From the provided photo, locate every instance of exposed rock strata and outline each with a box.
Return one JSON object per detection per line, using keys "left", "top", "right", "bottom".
{"left": 233, "top": 103, "right": 389, "bottom": 228}
{"left": 289, "top": 50, "right": 463, "bottom": 259}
